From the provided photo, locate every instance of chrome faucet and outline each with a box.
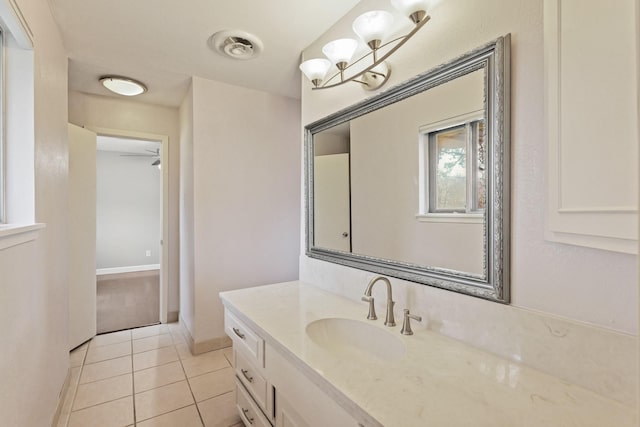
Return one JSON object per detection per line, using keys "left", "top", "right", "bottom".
{"left": 361, "top": 276, "right": 395, "bottom": 327}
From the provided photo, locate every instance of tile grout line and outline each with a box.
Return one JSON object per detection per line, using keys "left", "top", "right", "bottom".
{"left": 137, "top": 402, "right": 196, "bottom": 424}
{"left": 133, "top": 328, "right": 194, "bottom": 424}
{"left": 176, "top": 342, "right": 207, "bottom": 427}
{"left": 136, "top": 377, "right": 186, "bottom": 394}
{"left": 84, "top": 343, "right": 132, "bottom": 365}
{"left": 87, "top": 330, "right": 172, "bottom": 364}
{"left": 187, "top": 363, "right": 234, "bottom": 379}
{"left": 69, "top": 366, "right": 134, "bottom": 413}
{"left": 67, "top": 395, "right": 134, "bottom": 417}
{"left": 130, "top": 335, "right": 137, "bottom": 427}
{"left": 133, "top": 357, "right": 179, "bottom": 375}
{"left": 76, "top": 357, "right": 131, "bottom": 386}
{"left": 89, "top": 340, "right": 130, "bottom": 349}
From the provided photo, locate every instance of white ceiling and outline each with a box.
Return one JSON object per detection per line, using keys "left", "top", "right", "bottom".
{"left": 49, "top": 0, "right": 361, "bottom": 106}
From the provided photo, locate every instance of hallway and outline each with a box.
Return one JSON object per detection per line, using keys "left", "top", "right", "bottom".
{"left": 57, "top": 323, "right": 241, "bottom": 427}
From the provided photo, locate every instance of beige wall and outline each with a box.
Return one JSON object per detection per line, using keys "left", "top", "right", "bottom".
{"left": 0, "top": 0, "right": 70, "bottom": 425}
{"left": 69, "top": 91, "right": 181, "bottom": 315}
{"left": 95, "top": 150, "right": 161, "bottom": 268}
{"left": 182, "top": 76, "right": 301, "bottom": 345}
{"left": 301, "top": 0, "right": 637, "bottom": 334}
{"left": 179, "top": 82, "right": 196, "bottom": 338}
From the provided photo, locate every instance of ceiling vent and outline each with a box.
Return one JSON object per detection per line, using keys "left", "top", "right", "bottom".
{"left": 209, "top": 30, "right": 264, "bottom": 60}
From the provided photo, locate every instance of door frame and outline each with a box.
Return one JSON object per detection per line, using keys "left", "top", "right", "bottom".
{"left": 68, "top": 124, "right": 97, "bottom": 348}
{"left": 90, "top": 126, "right": 170, "bottom": 324}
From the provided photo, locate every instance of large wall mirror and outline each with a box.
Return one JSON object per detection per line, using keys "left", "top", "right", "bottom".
{"left": 305, "top": 35, "right": 510, "bottom": 303}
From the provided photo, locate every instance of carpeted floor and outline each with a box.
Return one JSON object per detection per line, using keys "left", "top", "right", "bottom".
{"left": 96, "top": 270, "right": 160, "bottom": 334}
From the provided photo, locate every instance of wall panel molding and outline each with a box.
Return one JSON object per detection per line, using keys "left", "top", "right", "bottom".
{"left": 545, "top": 0, "right": 638, "bottom": 254}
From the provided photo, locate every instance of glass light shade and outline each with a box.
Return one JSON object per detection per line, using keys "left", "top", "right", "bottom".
{"left": 322, "top": 38, "right": 358, "bottom": 65}
{"left": 100, "top": 76, "right": 147, "bottom": 96}
{"left": 352, "top": 10, "right": 394, "bottom": 44}
{"left": 391, "top": 0, "right": 429, "bottom": 18}
{"left": 299, "top": 58, "right": 332, "bottom": 82}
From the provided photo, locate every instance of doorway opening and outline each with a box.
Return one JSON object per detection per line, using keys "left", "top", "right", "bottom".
{"left": 94, "top": 131, "right": 168, "bottom": 333}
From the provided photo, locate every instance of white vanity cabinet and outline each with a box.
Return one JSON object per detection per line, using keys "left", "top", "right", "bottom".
{"left": 224, "top": 308, "right": 365, "bottom": 427}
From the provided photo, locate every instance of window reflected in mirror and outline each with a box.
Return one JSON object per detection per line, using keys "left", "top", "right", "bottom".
{"left": 427, "top": 119, "right": 485, "bottom": 214}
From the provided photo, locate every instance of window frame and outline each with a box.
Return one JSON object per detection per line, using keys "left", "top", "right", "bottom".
{"left": 0, "top": 17, "right": 45, "bottom": 250}
{"left": 428, "top": 123, "right": 469, "bottom": 213}
{"left": 0, "top": 28, "right": 4, "bottom": 224}
{"left": 417, "top": 111, "right": 485, "bottom": 223}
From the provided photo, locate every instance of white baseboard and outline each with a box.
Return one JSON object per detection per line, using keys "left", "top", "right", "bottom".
{"left": 51, "top": 368, "right": 71, "bottom": 427}
{"left": 96, "top": 264, "right": 160, "bottom": 276}
{"left": 178, "top": 314, "right": 231, "bottom": 356}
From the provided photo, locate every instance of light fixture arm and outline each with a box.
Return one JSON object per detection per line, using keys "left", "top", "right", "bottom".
{"left": 313, "top": 15, "right": 430, "bottom": 90}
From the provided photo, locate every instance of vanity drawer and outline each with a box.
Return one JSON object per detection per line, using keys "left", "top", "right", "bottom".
{"left": 225, "top": 310, "right": 264, "bottom": 366}
{"left": 236, "top": 378, "right": 271, "bottom": 427}
{"left": 235, "top": 347, "right": 268, "bottom": 411}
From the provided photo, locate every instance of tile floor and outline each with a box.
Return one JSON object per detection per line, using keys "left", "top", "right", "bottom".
{"left": 57, "top": 323, "right": 242, "bottom": 427}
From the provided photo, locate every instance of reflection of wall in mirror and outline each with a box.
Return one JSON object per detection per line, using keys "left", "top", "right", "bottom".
{"left": 314, "top": 124, "right": 350, "bottom": 155}
{"left": 314, "top": 131, "right": 351, "bottom": 252}
{"left": 350, "top": 70, "right": 485, "bottom": 274}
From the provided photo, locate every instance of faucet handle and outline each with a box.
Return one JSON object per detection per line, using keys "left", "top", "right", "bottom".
{"left": 361, "top": 296, "right": 377, "bottom": 320}
{"left": 400, "top": 309, "right": 422, "bottom": 335}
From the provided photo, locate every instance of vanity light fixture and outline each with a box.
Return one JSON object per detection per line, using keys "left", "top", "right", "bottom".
{"left": 299, "top": 0, "right": 430, "bottom": 91}
{"left": 99, "top": 76, "right": 147, "bottom": 96}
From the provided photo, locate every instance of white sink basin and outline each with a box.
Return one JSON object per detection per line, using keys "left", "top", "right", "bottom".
{"left": 305, "top": 318, "right": 406, "bottom": 362}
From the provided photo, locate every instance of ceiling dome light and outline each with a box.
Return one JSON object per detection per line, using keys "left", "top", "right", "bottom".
{"left": 100, "top": 76, "right": 147, "bottom": 96}
{"left": 209, "top": 30, "right": 264, "bottom": 60}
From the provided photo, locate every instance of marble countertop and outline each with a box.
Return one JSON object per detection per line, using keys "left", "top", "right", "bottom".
{"left": 219, "top": 281, "right": 636, "bottom": 427}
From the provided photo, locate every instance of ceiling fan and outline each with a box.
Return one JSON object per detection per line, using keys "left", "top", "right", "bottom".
{"left": 120, "top": 148, "right": 161, "bottom": 167}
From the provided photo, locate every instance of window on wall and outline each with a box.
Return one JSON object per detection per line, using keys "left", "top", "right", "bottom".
{"left": 418, "top": 113, "right": 485, "bottom": 223}
{"left": 0, "top": 28, "right": 4, "bottom": 224}
{"left": 0, "top": 17, "right": 43, "bottom": 250}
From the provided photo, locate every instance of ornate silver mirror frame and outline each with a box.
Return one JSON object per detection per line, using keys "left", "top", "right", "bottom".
{"left": 304, "top": 35, "right": 510, "bottom": 303}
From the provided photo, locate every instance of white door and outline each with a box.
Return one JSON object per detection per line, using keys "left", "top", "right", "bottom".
{"left": 68, "top": 124, "right": 97, "bottom": 349}
{"left": 313, "top": 153, "right": 351, "bottom": 252}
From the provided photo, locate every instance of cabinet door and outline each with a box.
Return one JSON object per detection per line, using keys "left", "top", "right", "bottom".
{"left": 274, "top": 392, "right": 310, "bottom": 427}
{"left": 545, "top": 0, "right": 638, "bottom": 253}
{"left": 225, "top": 310, "right": 264, "bottom": 365}
{"left": 236, "top": 379, "right": 272, "bottom": 427}
{"left": 266, "top": 345, "right": 361, "bottom": 427}
{"left": 235, "top": 348, "right": 268, "bottom": 412}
